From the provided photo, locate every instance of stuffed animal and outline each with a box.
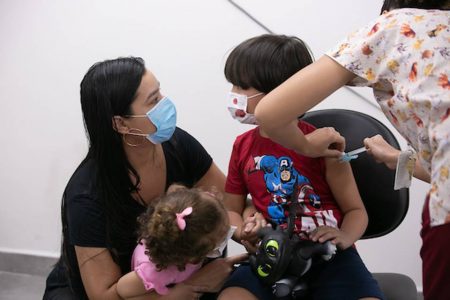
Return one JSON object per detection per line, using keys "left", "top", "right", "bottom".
{"left": 249, "top": 225, "right": 336, "bottom": 299}
{"left": 249, "top": 227, "right": 336, "bottom": 299}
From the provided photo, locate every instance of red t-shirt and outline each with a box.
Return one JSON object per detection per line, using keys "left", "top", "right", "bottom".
{"left": 226, "top": 121, "right": 342, "bottom": 237}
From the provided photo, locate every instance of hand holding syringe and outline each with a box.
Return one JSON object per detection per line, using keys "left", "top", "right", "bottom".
{"left": 340, "top": 146, "right": 367, "bottom": 162}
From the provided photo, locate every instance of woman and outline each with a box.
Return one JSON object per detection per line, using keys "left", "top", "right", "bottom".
{"left": 255, "top": 1, "right": 449, "bottom": 299}
{"left": 43, "top": 57, "right": 244, "bottom": 299}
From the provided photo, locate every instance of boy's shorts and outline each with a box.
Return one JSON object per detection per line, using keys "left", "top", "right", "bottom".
{"left": 221, "top": 247, "right": 385, "bottom": 300}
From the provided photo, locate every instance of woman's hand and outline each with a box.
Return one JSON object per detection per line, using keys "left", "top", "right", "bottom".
{"left": 304, "top": 127, "right": 346, "bottom": 158}
{"left": 308, "top": 226, "right": 353, "bottom": 250}
{"left": 364, "top": 134, "right": 400, "bottom": 170}
{"left": 163, "top": 282, "right": 204, "bottom": 300}
{"left": 184, "top": 253, "right": 248, "bottom": 293}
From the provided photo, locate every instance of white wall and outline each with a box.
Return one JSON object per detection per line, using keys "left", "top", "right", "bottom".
{"left": 0, "top": 0, "right": 425, "bottom": 290}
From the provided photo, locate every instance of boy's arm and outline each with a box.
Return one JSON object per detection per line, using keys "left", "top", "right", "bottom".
{"left": 224, "top": 193, "right": 266, "bottom": 253}
{"left": 315, "top": 157, "right": 368, "bottom": 249}
{"left": 223, "top": 192, "right": 247, "bottom": 242}
{"left": 242, "top": 200, "right": 257, "bottom": 219}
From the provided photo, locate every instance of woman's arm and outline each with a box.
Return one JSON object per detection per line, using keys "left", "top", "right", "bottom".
{"left": 197, "top": 162, "right": 265, "bottom": 242}
{"left": 76, "top": 246, "right": 124, "bottom": 300}
{"left": 184, "top": 253, "right": 248, "bottom": 294}
{"left": 364, "top": 134, "right": 430, "bottom": 183}
{"left": 194, "top": 162, "right": 226, "bottom": 192}
{"left": 77, "top": 247, "right": 203, "bottom": 300}
{"left": 197, "top": 164, "right": 249, "bottom": 241}
{"left": 255, "top": 56, "right": 356, "bottom": 158}
{"left": 77, "top": 247, "right": 158, "bottom": 300}
{"left": 309, "top": 158, "right": 368, "bottom": 249}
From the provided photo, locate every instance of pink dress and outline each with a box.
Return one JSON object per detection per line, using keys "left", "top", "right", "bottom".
{"left": 131, "top": 241, "right": 202, "bottom": 295}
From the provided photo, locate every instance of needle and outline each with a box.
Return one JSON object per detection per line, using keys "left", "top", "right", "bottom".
{"left": 340, "top": 146, "right": 367, "bottom": 162}
{"left": 346, "top": 146, "right": 367, "bottom": 156}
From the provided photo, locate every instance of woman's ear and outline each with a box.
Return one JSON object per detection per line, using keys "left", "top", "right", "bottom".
{"left": 112, "top": 116, "right": 129, "bottom": 134}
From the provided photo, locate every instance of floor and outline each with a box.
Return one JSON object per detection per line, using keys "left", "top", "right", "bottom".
{"left": 0, "top": 250, "right": 424, "bottom": 300}
{"left": 0, "top": 251, "right": 55, "bottom": 300}
{"left": 0, "top": 271, "right": 46, "bottom": 300}
{"left": 0, "top": 270, "right": 424, "bottom": 300}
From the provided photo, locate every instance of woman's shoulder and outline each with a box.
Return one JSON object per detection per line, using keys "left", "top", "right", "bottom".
{"left": 172, "top": 126, "right": 191, "bottom": 138}
{"left": 374, "top": 8, "right": 449, "bottom": 33}
{"left": 166, "top": 127, "right": 198, "bottom": 146}
{"left": 65, "top": 158, "right": 98, "bottom": 201}
{"left": 387, "top": 7, "right": 449, "bottom": 18}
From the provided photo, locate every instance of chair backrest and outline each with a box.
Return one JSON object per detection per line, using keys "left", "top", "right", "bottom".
{"left": 302, "top": 109, "right": 409, "bottom": 239}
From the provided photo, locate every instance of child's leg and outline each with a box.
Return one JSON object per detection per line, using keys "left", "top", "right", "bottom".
{"left": 306, "top": 247, "right": 385, "bottom": 300}
{"left": 217, "top": 264, "right": 274, "bottom": 300}
{"left": 421, "top": 196, "right": 450, "bottom": 300}
{"left": 217, "top": 287, "right": 258, "bottom": 300}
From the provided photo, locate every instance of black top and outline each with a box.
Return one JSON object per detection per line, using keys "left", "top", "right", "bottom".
{"left": 45, "top": 127, "right": 213, "bottom": 299}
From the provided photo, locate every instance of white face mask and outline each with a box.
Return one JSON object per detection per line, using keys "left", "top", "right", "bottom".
{"left": 206, "top": 226, "right": 237, "bottom": 258}
{"left": 227, "top": 92, "right": 263, "bottom": 125}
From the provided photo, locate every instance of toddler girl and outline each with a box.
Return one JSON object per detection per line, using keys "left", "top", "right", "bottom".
{"left": 117, "top": 187, "right": 235, "bottom": 299}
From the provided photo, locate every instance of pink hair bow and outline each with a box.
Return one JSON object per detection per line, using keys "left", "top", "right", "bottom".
{"left": 176, "top": 207, "right": 192, "bottom": 231}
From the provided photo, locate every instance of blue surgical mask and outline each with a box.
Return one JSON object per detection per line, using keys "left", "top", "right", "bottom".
{"left": 146, "top": 97, "right": 177, "bottom": 144}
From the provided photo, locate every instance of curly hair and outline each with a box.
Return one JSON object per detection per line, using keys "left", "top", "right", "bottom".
{"left": 381, "top": 0, "right": 450, "bottom": 13}
{"left": 137, "top": 188, "right": 228, "bottom": 271}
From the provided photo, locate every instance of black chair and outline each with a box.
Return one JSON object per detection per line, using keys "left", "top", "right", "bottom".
{"left": 302, "top": 109, "right": 417, "bottom": 300}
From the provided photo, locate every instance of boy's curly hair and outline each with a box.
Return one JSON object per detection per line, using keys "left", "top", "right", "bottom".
{"left": 137, "top": 188, "right": 227, "bottom": 271}
{"left": 381, "top": 0, "right": 450, "bottom": 13}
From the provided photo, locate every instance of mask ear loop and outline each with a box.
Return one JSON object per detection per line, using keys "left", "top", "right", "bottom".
{"left": 123, "top": 128, "right": 147, "bottom": 147}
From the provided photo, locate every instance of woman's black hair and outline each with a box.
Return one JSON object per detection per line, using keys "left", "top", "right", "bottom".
{"left": 61, "top": 57, "right": 146, "bottom": 270}
{"left": 381, "top": 0, "right": 450, "bottom": 13}
{"left": 224, "top": 34, "right": 314, "bottom": 94}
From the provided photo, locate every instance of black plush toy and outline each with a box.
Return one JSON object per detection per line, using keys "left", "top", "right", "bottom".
{"left": 249, "top": 226, "right": 336, "bottom": 298}
{"left": 249, "top": 188, "right": 336, "bottom": 299}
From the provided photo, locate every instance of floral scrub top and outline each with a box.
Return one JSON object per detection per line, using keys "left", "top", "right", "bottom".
{"left": 327, "top": 8, "right": 450, "bottom": 227}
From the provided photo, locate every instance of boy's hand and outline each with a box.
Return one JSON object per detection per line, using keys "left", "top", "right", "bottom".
{"left": 241, "top": 212, "right": 267, "bottom": 242}
{"left": 308, "top": 225, "right": 353, "bottom": 250}
{"left": 240, "top": 212, "right": 270, "bottom": 253}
